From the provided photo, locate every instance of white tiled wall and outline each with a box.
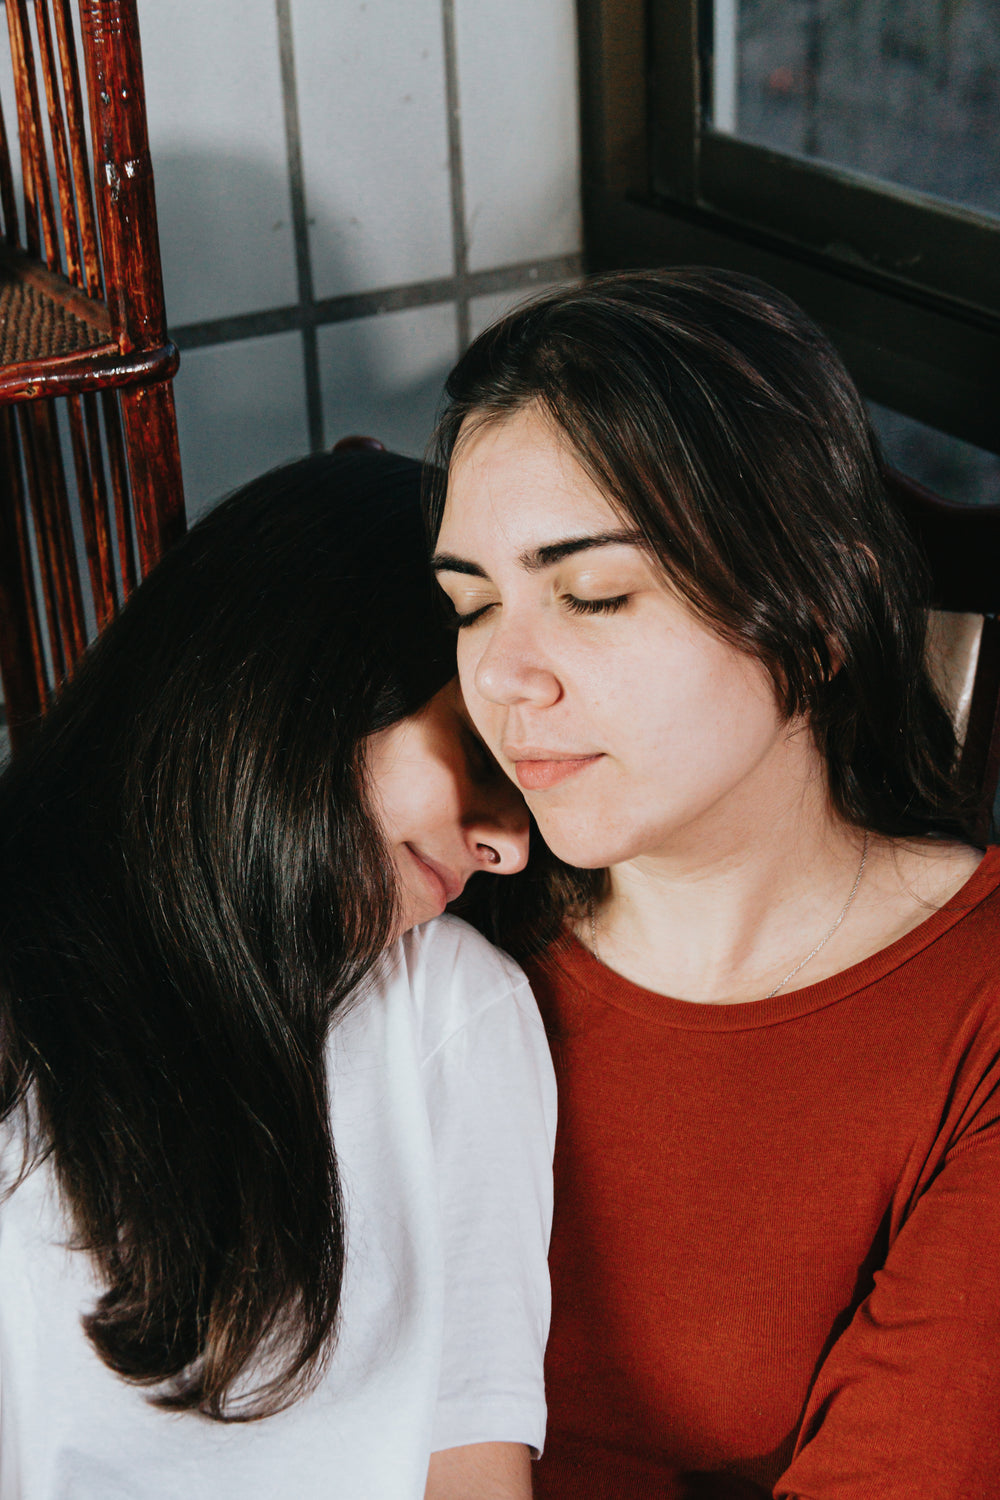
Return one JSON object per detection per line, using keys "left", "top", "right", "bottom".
{"left": 135, "top": 0, "right": 583, "bottom": 518}
{"left": 456, "top": 0, "right": 581, "bottom": 270}
{"left": 318, "top": 302, "right": 458, "bottom": 459}
{"left": 293, "top": 0, "right": 454, "bottom": 298}
{"left": 172, "top": 334, "right": 310, "bottom": 520}
{"left": 141, "top": 1, "right": 298, "bottom": 327}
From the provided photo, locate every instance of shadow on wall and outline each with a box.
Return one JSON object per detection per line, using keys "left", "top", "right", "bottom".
{"left": 154, "top": 152, "right": 460, "bottom": 521}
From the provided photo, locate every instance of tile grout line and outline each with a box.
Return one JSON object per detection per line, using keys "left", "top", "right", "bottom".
{"left": 440, "top": 0, "right": 470, "bottom": 354}
{"left": 169, "top": 254, "right": 584, "bottom": 350}
{"left": 275, "top": 0, "right": 324, "bottom": 451}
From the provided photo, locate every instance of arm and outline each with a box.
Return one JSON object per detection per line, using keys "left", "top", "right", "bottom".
{"left": 776, "top": 1064, "right": 1000, "bottom": 1497}
{"left": 419, "top": 926, "right": 557, "bottom": 1464}
{"left": 425, "top": 1442, "right": 533, "bottom": 1500}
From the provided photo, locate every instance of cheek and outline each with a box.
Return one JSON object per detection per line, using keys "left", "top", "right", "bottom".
{"left": 455, "top": 633, "right": 479, "bottom": 693}
{"left": 379, "top": 763, "right": 445, "bottom": 843}
{"left": 432, "top": 762, "right": 466, "bottom": 821}
{"left": 411, "top": 762, "right": 462, "bottom": 837}
{"left": 456, "top": 642, "right": 499, "bottom": 734}
{"left": 612, "top": 645, "right": 781, "bottom": 770}
{"left": 424, "top": 735, "right": 487, "bottom": 836}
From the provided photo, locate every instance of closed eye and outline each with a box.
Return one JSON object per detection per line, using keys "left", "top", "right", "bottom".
{"left": 448, "top": 601, "right": 496, "bottom": 630}
{"left": 448, "top": 593, "right": 630, "bottom": 626}
{"left": 564, "top": 594, "right": 630, "bottom": 616}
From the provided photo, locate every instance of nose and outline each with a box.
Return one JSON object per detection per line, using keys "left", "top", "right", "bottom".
{"left": 464, "top": 777, "right": 530, "bottom": 874}
{"left": 471, "top": 614, "right": 561, "bottom": 709}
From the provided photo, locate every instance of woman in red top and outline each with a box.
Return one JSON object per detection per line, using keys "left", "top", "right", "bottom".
{"left": 426, "top": 269, "right": 1000, "bottom": 1499}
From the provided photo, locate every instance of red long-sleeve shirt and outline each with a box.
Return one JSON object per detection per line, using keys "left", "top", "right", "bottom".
{"left": 527, "top": 847, "right": 1000, "bottom": 1499}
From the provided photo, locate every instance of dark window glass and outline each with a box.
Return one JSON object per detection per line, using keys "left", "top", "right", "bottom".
{"left": 713, "top": 0, "right": 1000, "bottom": 221}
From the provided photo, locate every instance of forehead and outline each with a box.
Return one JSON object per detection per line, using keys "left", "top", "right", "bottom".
{"left": 440, "top": 406, "right": 622, "bottom": 554}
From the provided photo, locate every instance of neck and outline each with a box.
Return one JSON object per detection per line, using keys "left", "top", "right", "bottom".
{"left": 591, "top": 753, "right": 869, "bottom": 1004}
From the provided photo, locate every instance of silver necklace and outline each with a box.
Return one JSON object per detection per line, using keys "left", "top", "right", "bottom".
{"left": 587, "top": 831, "right": 870, "bottom": 1001}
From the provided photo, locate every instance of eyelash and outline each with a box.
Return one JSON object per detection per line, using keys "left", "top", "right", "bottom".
{"left": 449, "top": 594, "right": 630, "bottom": 629}
{"left": 449, "top": 603, "right": 493, "bottom": 630}
{"left": 565, "top": 594, "right": 630, "bottom": 616}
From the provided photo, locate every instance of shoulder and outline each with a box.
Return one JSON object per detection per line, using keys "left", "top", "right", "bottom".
{"left": 900, "top": 842, "right": 1000, "bottom": 994}
{"left": 387, "top": 915, "right": 545, "bottom": 1059}
{"left": 848, "top": 840, "right": 1000, "bottom": 1002}
{"left": 882, "top": 838, "right": 989, "bottom": 913}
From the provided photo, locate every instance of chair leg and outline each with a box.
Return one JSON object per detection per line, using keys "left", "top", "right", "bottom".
{"left": 118, "top": 381, "right": 187, "bottom": 575}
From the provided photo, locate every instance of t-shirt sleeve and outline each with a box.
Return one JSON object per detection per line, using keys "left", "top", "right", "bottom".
{"left": 776, "top": 1039, "right": 1000, "bottom": 1498}
{"left": 418, "top": 932, "right": 557, "bottom": 1458}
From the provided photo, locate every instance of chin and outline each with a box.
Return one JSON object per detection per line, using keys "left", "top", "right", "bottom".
{"left": 535, "top": 801, "right": 671, "bottom": 868}
{"left": 535, "top": 822, "right": 630, "bottom": 871}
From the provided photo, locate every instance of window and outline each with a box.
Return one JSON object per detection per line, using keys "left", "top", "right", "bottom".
{"left": 578, "top": 0, "right": 1000, "bottom": 488}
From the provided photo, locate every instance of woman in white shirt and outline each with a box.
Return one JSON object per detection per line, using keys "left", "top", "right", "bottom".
{"left": 0, "top": 449, "right": 556, "bottom": 1500}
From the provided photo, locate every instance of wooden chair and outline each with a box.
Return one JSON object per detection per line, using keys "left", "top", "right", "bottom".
{"left": 884, "top": 468, "right": 1000, "bottom": 844}
{"left": 0, "top": 0, "right": 185, "bottom": 752}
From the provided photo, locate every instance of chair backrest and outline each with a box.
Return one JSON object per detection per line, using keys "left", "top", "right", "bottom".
{"left": 884, "top": 467, "right": 1000, "bottom": 844}
{"left": 0, "top": 0, "right": 185, "bottom": 752}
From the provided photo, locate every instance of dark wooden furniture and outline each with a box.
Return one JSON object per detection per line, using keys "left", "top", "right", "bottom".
{"left": 885, "top": 468, "right": 1000, "bottom": 843}
{"left": 0, "top": 0, "right": 185, "bottom": 751}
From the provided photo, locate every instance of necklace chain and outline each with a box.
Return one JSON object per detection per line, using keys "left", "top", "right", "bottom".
{"left": 762, "top": 832, "right": 869, "bottom": 997}
{"left": 587, "top": 832, "right": 870, "bottom": 1002}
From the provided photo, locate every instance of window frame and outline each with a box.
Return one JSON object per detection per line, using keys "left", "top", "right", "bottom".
{"left": 578, "top": 0, "right": 1000, "bottom": 455}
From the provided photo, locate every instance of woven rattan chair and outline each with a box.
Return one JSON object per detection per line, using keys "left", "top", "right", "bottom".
{"left": 0, "top": 0, "right": 185, "bottom": 751}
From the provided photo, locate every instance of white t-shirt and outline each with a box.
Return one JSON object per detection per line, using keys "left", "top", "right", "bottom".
{"left": 0, "top": 916, "right": 556, "bottom": 1500}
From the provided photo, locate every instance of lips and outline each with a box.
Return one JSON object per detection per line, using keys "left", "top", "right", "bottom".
{"left": 511, "top": 754, "right": 603, "bottom": 791}
{"left": 404, "top": 845, "right": 465, "bottom": 908}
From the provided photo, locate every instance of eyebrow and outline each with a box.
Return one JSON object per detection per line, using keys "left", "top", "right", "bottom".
{"left": 432, "top": 528, "right": 646, "bottom": 578}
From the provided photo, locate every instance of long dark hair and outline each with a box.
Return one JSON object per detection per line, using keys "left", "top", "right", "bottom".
{"left": 0, "top": 449, "right": 456, "bottom": 1420}
{"left": 427, "top": 268, "right": 971, "bottom": 941}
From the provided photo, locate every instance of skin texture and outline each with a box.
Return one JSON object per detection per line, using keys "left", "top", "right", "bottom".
{"left": 434, "top": 410, "right": 806, "bottom": 876}
{"left": 434, "top": 405, "right": 981, "bottom": 1004}
{"left": 425, "top": 1442, "right": 533, "bottom": 1499}
{"left": 367, "top": 678, "right": 530, "bottom": 934}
